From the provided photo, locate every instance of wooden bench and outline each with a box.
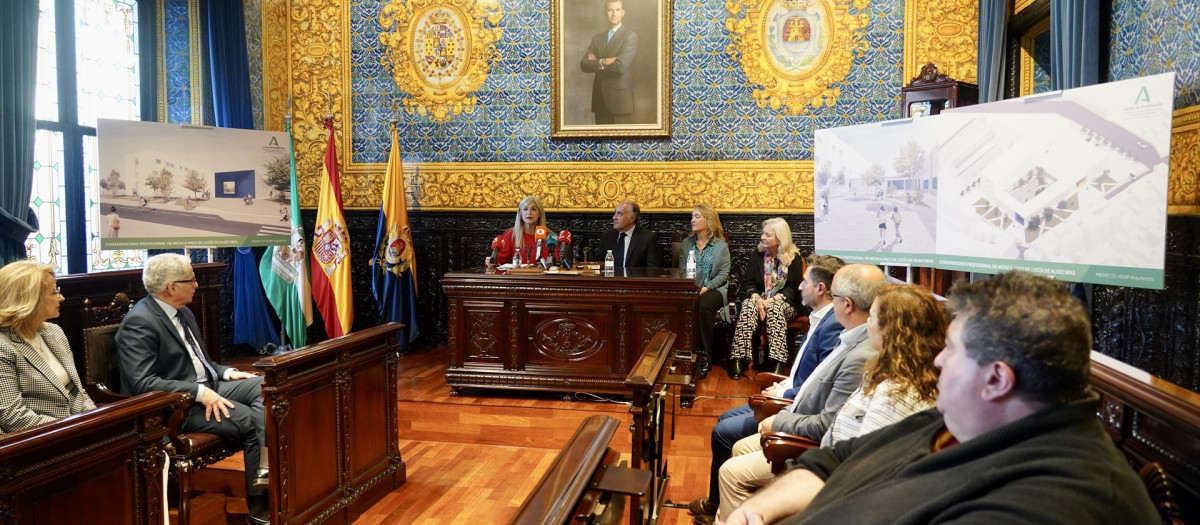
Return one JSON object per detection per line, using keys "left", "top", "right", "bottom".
{"left": 510, "top": 415, "right": 650, "bottom": 525}
{"left": 0, "top": 391, "right": 187, "bottom": 524}
{"left": 624, "top": 330, "right": 688, "bottom": 523}
{"left": 253, "top": 323, "right": 407, "bottom": 525}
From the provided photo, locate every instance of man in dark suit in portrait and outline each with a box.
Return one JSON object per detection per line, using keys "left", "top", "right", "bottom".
{"left": 599, "top": 200, "right": 661, "bottom": 272}
{"left": 579, "top": 0, "right": 638, "bottom": 124}
{"left": 115, "top": 253, "right": 270, "bottom": 525}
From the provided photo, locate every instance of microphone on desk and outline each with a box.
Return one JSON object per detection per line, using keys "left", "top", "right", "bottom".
{"left": 544, "top": 232, "right": 558, "bottom": 268}
{"left": 490, "top": 235, "right": 505, "bottom": 264}
{"left": 534, "top": 226, "right": 549, "bottom": 264}
{"left": 557, "top": 230, "right": 573, "bottom": 269}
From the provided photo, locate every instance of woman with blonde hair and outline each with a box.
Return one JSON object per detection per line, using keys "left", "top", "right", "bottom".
{"left": 495, "top": 195, "right": 548, "bottom": 265}
{"left": 712, "top": 284, "right": 946, "bottom": 520}
{"left": 678, "top": 204, "right": 731, "bottom": 379}
{"left": 727, "top": 218, "right": 804, "bottom": 378}
{"left": 0, "top": 261, "right": 96, "bottom": 433}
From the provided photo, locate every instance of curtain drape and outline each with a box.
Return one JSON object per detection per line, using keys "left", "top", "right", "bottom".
{"left": 1050, "top": 0, "right": 1100, "bottom": 90}
{"left": 0, "top": 0, "right": 41, "bottom": 264}
{"left": 206, "top": 0, "right": 253, "bottom": 129}
{"left": 977, "top": 0, "right": 1009, "bottom": 103}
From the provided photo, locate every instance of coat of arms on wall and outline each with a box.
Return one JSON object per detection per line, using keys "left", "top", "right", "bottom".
{"left": 725, "top": 0, "right": 869, "bottom": 114}
{"left": 379, "top": 0, "right": 504, "bottom": 122}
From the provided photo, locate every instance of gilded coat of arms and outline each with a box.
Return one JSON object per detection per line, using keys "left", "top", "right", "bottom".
{"left": 379, "top": 0, "right": 504, "bottom": 122}
{"left": 725, "top": 0, "right": 870, "bottom": 114}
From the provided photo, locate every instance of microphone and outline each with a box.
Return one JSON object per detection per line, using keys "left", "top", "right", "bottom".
{"left": 534, "top": 226, "right": 549, "bottom": 264}
{"left": 544, "top": 232, "right": 559, "bottom": 268}
{"left": 490, "top": 235, "right": 505, "bottom": 264}
{"left": 557, "top": 230, "right": 573, "bottom": 269}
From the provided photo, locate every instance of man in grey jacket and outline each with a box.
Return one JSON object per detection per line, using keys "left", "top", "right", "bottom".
{"left": 692, "top": 264, "right": 886, "bottom": 523}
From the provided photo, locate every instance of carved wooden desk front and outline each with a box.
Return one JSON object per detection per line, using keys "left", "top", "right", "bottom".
{"left": 442, "top": 269, "right": 699, "bottom": 396}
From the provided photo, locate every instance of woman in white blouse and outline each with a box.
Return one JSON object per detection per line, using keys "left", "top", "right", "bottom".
{"left": 0, "top": 261, "right": 96, "bottom": 433}
{"left": 713, "top": 284, "right": 947, "bottom": 521}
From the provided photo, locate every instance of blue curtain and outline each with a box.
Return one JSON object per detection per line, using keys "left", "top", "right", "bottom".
{"left": 1050, "top": 0, "right": 1100, "bottom": 90}
{"left": 0, "top": 0, "right": 40, "bottom": 264}
{"left": 977, "top": 0, "right": 1008, "bottom": 103}
{"left": 206, "top": 0, "right": 253, "bottom": 129}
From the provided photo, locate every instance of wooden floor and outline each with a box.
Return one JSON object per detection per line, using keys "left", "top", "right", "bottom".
{"left": 192, "top": 346, "right": 758, "bottom": 524}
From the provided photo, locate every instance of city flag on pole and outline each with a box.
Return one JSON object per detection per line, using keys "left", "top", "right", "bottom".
{"left": 310, "top": 117, "right": 354, "bottom": 338}
{"left": 371, "top": 122, "right": 420, "bottom": 344}
{"left": 258, "top": 117, "right": 312, "bottom": 347}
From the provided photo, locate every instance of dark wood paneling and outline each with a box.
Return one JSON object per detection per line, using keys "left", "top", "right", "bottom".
{"left": 254, "top": 323, "right": 406, "bottom": 525}
{"left": 0, "top": 391, "right": 185, "bottom": 525}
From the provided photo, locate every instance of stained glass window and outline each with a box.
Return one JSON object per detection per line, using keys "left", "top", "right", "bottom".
{"left": 31, "top": 0, "right": 146, "bottom": 274}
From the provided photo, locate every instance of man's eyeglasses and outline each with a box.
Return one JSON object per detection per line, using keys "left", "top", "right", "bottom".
{"left": 830, "top": 292, "right": 847, "bottom": 300}
{"left": 173, "top": 279, "right": 198, "bottom": 286}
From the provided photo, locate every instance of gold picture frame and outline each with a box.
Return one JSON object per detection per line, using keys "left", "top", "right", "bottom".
{"left": 551, "top": 0, "right": 672, "bottom": 139}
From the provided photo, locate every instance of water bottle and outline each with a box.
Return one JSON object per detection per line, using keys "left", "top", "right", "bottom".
{"left": 604, "top": 250, "right": 615, "bottom": 277}
{"left": 686, "top": 249, "right": 697, "bottom": 279}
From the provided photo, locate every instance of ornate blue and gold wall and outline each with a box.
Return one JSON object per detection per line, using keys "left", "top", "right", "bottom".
{"left": 256, "top": 0, "right": 978, "bottom": 211}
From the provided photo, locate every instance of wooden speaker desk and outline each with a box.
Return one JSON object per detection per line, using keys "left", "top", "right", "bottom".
{"left": 442, "top": 268, "right": 698, "bottom": 397}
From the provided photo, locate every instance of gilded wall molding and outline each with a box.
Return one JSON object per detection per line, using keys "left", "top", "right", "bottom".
{"left": 379, "top": 160, "right": 814, "bottom": 212}
{"left": 1017, "top": 18, "right": 1050, "bottom": 97}
{"left": 903, "top": 0, "right": 977, "bottom": 85}
{"left": 1169, "top": 105, "right": 1200, "bottom": 215}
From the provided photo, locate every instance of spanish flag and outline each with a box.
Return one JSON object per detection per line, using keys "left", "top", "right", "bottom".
{"left": 310, "top": 117, "right": 353, "bottom": 338}
{"left": 371, "top": 122, "right": 420, "bottom": 344}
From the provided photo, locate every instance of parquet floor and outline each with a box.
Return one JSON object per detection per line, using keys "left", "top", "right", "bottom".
{"left": 194, "top": 346, "right": 759, "bottom": 524}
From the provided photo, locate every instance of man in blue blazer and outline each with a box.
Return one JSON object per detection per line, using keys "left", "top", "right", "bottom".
{"left": 579, "top": 0, "right": 638, "bottom": 124}
{"left": 116, "top": 253, "right": 269, "bottom": 525}
{"left": 691, "top": 255, "right": 849, "bottom": 519}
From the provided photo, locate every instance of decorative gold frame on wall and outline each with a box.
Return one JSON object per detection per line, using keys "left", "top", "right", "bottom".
{"left": 902, "top": 0, "right": 978, "bottom": 84}
{"left": 550, "top": 0, "right": 673, "bottom": 138}
{"left": 378, "top": 0, "right": 505, "bottom": 123}
{"left": 1169, "top": 106, "right": 1200, "bottom": 215}
{"left": 724, "top": 0, "right": 870, "bottom": 115}
{"left": 1017, "top": 18, "right": 1050, "bottom": 97}
{"left": 261, "top": 0, "right": 974, "bottom": 212}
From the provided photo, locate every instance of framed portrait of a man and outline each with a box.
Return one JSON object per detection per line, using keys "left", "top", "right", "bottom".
{"left": 551, "top": 0, "right": 672, "bottom": 139}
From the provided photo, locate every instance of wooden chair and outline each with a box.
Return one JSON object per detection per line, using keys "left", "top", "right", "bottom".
{"left": 761, "top": 431, "right": 820, "bottom": 475}
{"left": 79, "top": 292, "right": 241, "bottom": 525}
{"left": 1139, "top": 462, "right": 1186, "bottom": 525}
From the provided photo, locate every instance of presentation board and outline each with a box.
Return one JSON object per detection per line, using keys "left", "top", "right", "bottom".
{"left": 814, "top": 73, "right": 1174, "bottom": 289}
{"left": 97, "top": 119, "right": 292, "bottom": 249}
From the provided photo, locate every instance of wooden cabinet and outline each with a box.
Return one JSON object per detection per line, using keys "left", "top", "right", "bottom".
{"left": 901, "top": 62, "right": 979, "bottom": 118}
{"left": 442, "top": 269, "right": 698, "bottom": 396}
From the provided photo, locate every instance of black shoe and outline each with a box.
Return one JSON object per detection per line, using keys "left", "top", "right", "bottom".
{"left": 247, "top": 494, "right": 269, "bottom": 525}
{"left": 764, "top": 358, "right": 789, "bottom": 376}
{"left": 689, "top": 497, "right": 718, "bottom": 516}
{"left": 252, "top": 467, "right": 270, "bottom": 490}
{"left": 696, "top": 358, "right": 711, "bottom": 380}
{"left": 727, "top": 359, "right": 747, "bottom": 380}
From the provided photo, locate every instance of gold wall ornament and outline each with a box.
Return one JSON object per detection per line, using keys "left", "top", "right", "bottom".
{"left": 396, "top": 160, "right": 813, "bottom": 212}
{"left": 379, "top": 0, "right": 504, "bottom": 122}
{"left": 724, "top": 0, "right": 870, "bottom": 115}
{"left": 1169, "top": 105, "right": 1200, "bottom": 215}
{"left": 903, "top": 0, "right": 978, "bottom": 85}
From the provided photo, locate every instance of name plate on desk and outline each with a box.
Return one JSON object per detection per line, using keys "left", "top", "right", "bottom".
{"left": 441, "top": 269, "right": 699, "bottom": 396}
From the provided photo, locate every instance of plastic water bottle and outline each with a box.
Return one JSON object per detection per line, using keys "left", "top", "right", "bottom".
{"left": 604, "top": 250, "right": 615, "bottom": 276}
{"left": 686, "top": 249, "right": 697, "bottom": 279}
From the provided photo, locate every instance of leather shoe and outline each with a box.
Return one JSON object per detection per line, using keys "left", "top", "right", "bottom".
{"left": 252, "top": 467, "right": 270, "bottom": 490}
{"left": 727, "top": 359, "right": 747, "bottom": 380}
{"left": 246, "top": 494, "right": 269, "bottom": 525}
{"left": 696, "top": 357, "right": 712, "bottom": 380}
{"left": 763, "top": 358, "right": 789, "bottom": 376}
{"left": 689, "top": 497, "right": 718, "bottom": 517}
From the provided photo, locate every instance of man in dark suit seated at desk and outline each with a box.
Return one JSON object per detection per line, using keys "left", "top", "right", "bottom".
{"left": 722, "top": 272, "right": 1160, "bottom": 525}
{"left": 599, "top": 200, "right": 660, "bottom": 272}
{"left": 115, "top": 253, "right": 270, "bottom": 525}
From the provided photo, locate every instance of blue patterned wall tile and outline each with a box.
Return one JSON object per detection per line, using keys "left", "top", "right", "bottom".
{"left": 1110, "top": 0, "right": 1199, "bottom": 108}
{"left": 164, "top": 0, "right": 192, "bottom": 124}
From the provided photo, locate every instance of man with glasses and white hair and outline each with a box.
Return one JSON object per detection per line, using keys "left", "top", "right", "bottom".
{"left": 116, "top": 253, "right": 270, "bottom": 525}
